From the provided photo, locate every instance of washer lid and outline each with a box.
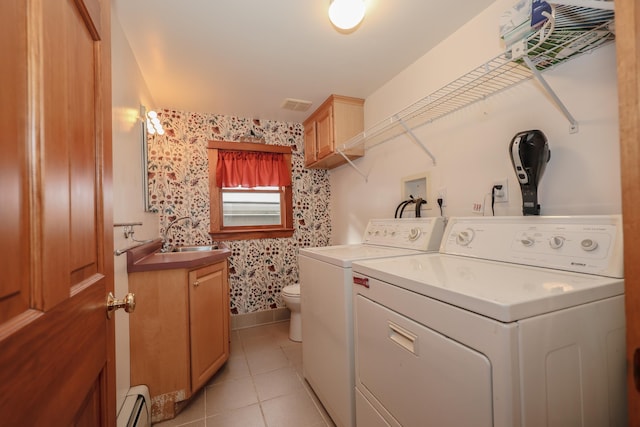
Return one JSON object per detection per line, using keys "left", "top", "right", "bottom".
{"left": 352, "top": 253, "right": 623, "bottom": 322}
{"left": 299, "top": 244, "right": 425, "bottom": 267}
{"left": 298, "top": 218, "right": 445, "bottom": 267}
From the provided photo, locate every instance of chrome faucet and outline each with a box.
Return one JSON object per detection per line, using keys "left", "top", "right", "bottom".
{"left": 161, "top": 216, "right": 199, "bottom": 252}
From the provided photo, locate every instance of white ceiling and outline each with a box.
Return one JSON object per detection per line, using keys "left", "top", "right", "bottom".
{"left": 114, "top": 0, "right": 496, "bottom": 123}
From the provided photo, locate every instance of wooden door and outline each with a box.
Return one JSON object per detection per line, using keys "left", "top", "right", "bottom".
{"left": 0, "top": 0, "right": 114, "bottom": 425}
{"left": 616, "top": 0, "right": 640, "bottom": 424}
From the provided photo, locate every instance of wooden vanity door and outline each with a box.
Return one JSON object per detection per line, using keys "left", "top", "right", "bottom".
{"left": 189, "top": 262, "right": 230, "bottom": 391}
{"left": 0, "top": 0, "right": 114, "bottom": 425}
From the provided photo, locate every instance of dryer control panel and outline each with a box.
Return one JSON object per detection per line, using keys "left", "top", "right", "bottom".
{"left": 441, "top": 215, "right": 623, "bottom": 278}
{"left": 362, "top": 218, "right": 445, "bottom": 252}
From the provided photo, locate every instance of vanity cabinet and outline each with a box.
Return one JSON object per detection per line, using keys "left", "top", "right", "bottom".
{"left": 129, "top": 260, "right": 230, "bottom": 423}
{"left": 303, "top": 94, "right": 364, "bottom": 169}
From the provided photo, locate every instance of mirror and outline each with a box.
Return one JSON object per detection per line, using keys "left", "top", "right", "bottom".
{"left": 141, "top": 119, "right": 152, "bottom": 212}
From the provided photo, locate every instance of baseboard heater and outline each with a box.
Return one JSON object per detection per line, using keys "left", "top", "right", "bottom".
{"left": 117, "top": 385, "right": 151, "bottom": 427}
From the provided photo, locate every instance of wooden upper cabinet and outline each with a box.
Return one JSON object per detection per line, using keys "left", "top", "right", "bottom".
{"left": 304, "top": 120, "right": 318, "bottom": 165}
{"left": 303, "top": 94, "right": 364, "bottom": 169}
{"left": 315, "top": 103, "right": 334, "bottom": 160}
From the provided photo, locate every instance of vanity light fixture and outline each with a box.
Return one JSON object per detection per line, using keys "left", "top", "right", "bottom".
{"left": 146, "top": 110, "right": 165, "bottom": 135}
{"left": 328, "top": 0, "right": 366, "bottom": 31}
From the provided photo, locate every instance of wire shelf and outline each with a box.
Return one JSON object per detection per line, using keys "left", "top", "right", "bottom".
{"left": 337, "top": 4, "right": 615, "bottom": 154}
{"left": 523, "top": 5, "right": 615, "bottom": 69}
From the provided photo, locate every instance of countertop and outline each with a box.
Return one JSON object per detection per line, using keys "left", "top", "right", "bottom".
{"left": 126, "top": 239, "right": 231, "bottom": 273}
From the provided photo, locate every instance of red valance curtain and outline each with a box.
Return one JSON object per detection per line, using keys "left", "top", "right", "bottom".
{"left": 216, "top": 150, "right": 291, "bottom": 188}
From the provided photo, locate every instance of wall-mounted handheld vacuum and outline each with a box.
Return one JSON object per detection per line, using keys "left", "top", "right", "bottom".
{"left": 509, "top": 130, "right": 550, "bottom": 215}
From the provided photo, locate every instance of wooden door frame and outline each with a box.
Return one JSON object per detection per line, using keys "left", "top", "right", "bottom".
{"left": 615, "top": 0, "right": 640, "bottom": 424}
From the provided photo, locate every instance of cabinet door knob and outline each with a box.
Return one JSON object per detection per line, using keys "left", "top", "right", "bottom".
{"left": 193, "top": 280, "right": 200, "bottom": 287}
{"left": 106, "top": 292, "right": 136, "bottom": 319}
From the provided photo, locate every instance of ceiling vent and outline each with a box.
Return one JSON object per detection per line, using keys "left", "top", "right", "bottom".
{"left": 281, "top": 98, "right": 313, "bottom": 112}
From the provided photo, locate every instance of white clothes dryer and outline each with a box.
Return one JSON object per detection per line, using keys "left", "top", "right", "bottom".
{"left": 352, "top": 215, "right": 626, "bottom": 427}
{"left": 299, "top": 218, "right": 445, "bottom": 427}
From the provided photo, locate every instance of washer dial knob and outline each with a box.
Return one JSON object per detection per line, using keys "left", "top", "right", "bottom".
{"left": 549, "top": 236, "right": 565, "bottom": 249}
{"left": 408, "top": 228, "right": 422, "bottom": 241}
{"left": 581, "top": 238, "right": 598, "bottom": 252}
{"left": 520, "top": 236, "right": 535, "bottom": 247}
{"left": 456, "top": 229, "right": 475, "bottom": 246}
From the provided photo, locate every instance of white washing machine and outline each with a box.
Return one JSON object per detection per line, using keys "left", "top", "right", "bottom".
{"left": 351, "top": 215, "right": 627, "bottom": 427}
{"left": 299, "top": 218, "right": 445, "bottom": 427}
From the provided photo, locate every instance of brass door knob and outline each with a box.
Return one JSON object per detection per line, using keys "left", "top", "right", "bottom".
{"left": 107, "top": 292, "right": 136, "bottom": 319}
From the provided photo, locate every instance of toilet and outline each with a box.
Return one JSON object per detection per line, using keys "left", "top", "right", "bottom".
{"left": 282, "top": 283, "right": 301, "bottom": 342}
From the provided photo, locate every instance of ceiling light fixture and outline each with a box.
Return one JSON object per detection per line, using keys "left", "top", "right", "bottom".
{"left": 328, "top": 0, "right": 366, "bottom": 31}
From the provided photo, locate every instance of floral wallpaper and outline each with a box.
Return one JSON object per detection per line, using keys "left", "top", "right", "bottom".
{"left": 147, "top": 109, "right": 331, "bottom": 314}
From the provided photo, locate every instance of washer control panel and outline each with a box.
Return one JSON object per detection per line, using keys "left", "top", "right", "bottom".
{"left": 512, "top": 229, "right": 608, "bottom": 255}
{"left": 362, "top": 218, "right": 445, "bottom": 251}
{"left": 442, "top": 216, "right": 623, "bottom": 278}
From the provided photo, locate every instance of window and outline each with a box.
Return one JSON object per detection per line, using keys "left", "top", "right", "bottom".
{"left": 222, "top": 188, "right": 282, "bottom": 226}
{"left": 208, "top": 141, "right": 293, "bottom": 240}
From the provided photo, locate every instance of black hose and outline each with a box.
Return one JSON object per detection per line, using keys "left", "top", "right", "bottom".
{"left": 415, "top": 198, "right": 426, "bottom": 217}
{"left": 395, "top": 195, "right": 416, "bottom": 218}
{"left": 395, "top": 200, "right": 409, "bottom": 218}
{"left": 399, "top": 199, "right": 415, "bottom": 218}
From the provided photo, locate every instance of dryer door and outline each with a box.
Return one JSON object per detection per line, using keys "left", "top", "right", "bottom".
{"left": 355, "top": 295, "right": 493, "bottom": 427}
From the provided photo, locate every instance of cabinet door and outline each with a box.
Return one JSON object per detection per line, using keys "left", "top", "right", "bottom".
{"left": 189, "top": 262, "right": 230, "bottom": 391}
{"left": 316, "top": 104, "right": 334, "bottom": 160}
{"left": 129, "top": 269, "right": 191, "bottom": 417}
{"left": 304, "top": 121, "right": 318, "bottom": 166}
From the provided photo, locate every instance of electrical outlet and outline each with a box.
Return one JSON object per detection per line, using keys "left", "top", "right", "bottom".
{"left": 492, "top": 179, "right": 509, "bottom": 203}
{"left": 472, "top": 202, "right": 483, "bottom": 214}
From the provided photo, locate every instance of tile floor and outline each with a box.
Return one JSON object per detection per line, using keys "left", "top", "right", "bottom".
{"left": 154, "top": 321, "right": 336, "bottom": 427}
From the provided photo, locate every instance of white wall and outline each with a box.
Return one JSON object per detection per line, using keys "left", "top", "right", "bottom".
{"left": 329, "top": 0, "right": 621, "bottom": 244}
{"left": 111, "top": 7, "right": 159, "bottom": 412}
